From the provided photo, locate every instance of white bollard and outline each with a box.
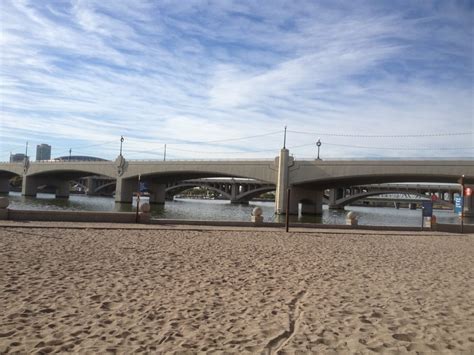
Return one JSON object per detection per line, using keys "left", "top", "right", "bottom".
{"left": 139, "top": 202, "right": 151, "bottom": 223}
{"left": 251, "top": 206, "right": 264, "bottom": 224}
{"left": 345, "top": 211, "right": 358, "bottom": 226}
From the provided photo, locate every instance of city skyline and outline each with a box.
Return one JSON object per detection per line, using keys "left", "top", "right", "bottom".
{"left": 1, "top": 0, "right": 473, "bottom": 161}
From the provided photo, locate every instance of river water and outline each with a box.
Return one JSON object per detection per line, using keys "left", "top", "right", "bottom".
{"left": 5, "top": 192, "right": 467, "bottom": 227}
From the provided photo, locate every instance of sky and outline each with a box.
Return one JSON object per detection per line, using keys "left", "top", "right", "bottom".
{"left": 0, "top": 0, "right": 473, "bottom": 161}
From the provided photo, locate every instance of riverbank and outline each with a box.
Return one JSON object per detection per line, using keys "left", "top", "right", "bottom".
{"left": 1, "top": 224, "right": 473, "bottom": 353}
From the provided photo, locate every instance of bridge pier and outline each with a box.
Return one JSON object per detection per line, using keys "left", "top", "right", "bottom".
{"left": 275, "top": 148, "right": 290, "bottom": 214}
{"left": 449, "top": 192, "right": 455, "bottom": 203}
{"left": 289, "top": 187, "right": 323, "bottom": 215}
{"left": 22, "top": 175, "right": 39, "bottom": 197}
{"left": 55, "top": 181, "right": 70, "bottom": 199}
{"left": 230, "top": 183, "right": 249, "bottom": 204}
{"left": 328, "top": 188, "right": 345, "bottom": 209}
{"left": 230, "top": 199, "right": 249, "bottom": 205}
{"left": 0, "top": 178, "right": 9, "bottom": 194}
{"left": 115, "top": 177, "right": 136, "bottom": 204}
{"left": 22, "top": 176, "right": 70, "bottom": 199}
{"left": 149, "top": 182, "right": 166, "bottom": 204}
{"left": 84, "top": 177, "right": 97, "bottom": 195}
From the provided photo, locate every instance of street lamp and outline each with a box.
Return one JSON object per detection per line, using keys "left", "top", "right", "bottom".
{"left": 69, "top": 148, "right": 72, "bottom": 161}
{"left": 120, "top": 136, "right": 124, "bottom": 156}
{"left": 316, "top": 138, "right": 322, "bottom": 160}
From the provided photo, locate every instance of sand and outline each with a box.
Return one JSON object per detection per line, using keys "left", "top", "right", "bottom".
{"left": 0, "top": 225, "right": 473, "bottom": 354}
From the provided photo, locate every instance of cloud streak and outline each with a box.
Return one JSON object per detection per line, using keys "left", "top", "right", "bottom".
{"left": 0, "top": 0, "right": 472, "bottom": 161}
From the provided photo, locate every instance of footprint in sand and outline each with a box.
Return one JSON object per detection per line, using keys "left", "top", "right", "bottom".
{"left": 99, "top": 302, "right": 117, "bottom": 311}
{"left": 392, "top": 333, "right": 415, "bottom": 342}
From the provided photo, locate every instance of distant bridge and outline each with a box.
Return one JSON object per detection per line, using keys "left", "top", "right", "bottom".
{"left": 165, "top": 178, "right": 274, "bottom": 204}
{"left": 326, "top": 183, "right": 460, "bottom": 209}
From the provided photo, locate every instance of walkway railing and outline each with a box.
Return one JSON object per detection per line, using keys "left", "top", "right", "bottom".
{"left": 127, "top": 158, "right": 275, "bottom": 162}
{"left": 296, "top": 157, "right": 474, "bottom": 161}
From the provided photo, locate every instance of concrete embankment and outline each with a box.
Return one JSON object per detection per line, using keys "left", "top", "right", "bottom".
{"left": 5, "top": 209, "right": 150, "bottom": 224}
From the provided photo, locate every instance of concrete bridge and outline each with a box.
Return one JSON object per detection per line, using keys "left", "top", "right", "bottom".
{"left": 71, "top": 176, "right": 460, "bottom": 209}
{"left": 0, "top": 150, "right": 472, "bottom": 216}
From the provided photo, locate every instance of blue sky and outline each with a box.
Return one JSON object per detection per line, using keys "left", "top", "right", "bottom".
{"left": 0, "top": 0, "right": 472, "bottom": 161}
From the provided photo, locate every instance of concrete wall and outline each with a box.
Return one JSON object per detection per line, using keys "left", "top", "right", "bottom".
{"left": 6, "top": 209, "right": 149, "bottom": 223}
{"left": 434, "top": 223, "right": 474, "bottom": 233}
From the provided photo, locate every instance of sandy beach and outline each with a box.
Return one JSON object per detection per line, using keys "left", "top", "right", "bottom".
{"left": 1, "top": 224, "right": 473, "bottom": 353}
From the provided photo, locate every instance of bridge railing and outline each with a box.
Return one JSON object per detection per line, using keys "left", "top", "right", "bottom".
{"left": 295, "top": 157, "right": 474, "bottom": 161}
{"left": 355, "top": 183, "right": 460, "bottom": 189}
{"left": 32, "top": 159, "right": 113, "bottom": 163}
{"left": 127, "top": 158, "right": 275, "bottom": 162}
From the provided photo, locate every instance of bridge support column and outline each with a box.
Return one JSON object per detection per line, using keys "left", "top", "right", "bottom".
{"left": 464, "top": 185, "right": 473, "bottom": 217}
{"left": 84, "top": 177, "right": 96, "bottom": 195}
{"left": 449, "top": 192, "right": 455, "bottom": 203}
{"left": 22, "top": 175, "right": 39, "bottom": 197}
{"left": 328, "top": 188, "right": 345, "bottom": 209}
{"left": 149, "top": 182, "right": 166, "bottom": 204}
{"left": 115, "top": 177, "right": 135, "bottom": 204}
{"left": 55, "top": 180, "right": 70, "bottom": 199}
{"left": 289, "top": 187, "right": 323, "bottom": 215}
{"left": 0, "top": 178, "right": 9, "bottom": 194}
{"left": 230, "top": 183, "right": 248, "bottom": 204}
{"left": 275, "top": 149, "right": 290, "bottom": 214}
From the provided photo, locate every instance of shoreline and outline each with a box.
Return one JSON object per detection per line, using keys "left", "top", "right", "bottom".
{"left": 0, "top": 219, "right": 472, "bottom": 234}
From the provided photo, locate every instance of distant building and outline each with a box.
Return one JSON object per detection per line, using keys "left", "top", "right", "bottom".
{"left": 36, "top": 144, "right": 51, "bottom": 161}
{"left": 10, "top": 153, "right": 27, "bottom": 162}
{"left": 54, "top": 155, "right": 108, "bottom": 162}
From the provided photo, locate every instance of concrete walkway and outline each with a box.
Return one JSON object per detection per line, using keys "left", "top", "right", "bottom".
{"left": 0, "top": 220, "right": 470, "bottom": 236}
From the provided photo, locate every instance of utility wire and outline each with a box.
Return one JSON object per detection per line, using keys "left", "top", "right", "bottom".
{"left": 291, "top": 142, "right": 474, "bottom": 151}
{"left": 167, "top": 146, "right": 280, "bottom": 154}
{"left": 287, "top": 130, "right": 473, "bottom": 138}
{"left": 161, "top": 130, "right": 284, "bottom": 145}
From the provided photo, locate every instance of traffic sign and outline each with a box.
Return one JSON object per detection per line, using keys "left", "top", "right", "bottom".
{"left": 454, "top": 197, "right": 463, "bottom": 214}
{"left": 465, "top": 187, "right": 472, "bottom": 196}
{"left": 431, "top": 194, "right": 438, "bottom": 201}
{"left": 422, "top": 201, "right": 433, "bottom": 217}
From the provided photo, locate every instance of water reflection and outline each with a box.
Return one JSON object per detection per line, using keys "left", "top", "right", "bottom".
{"left": 5, "top": 192, "right": 470, "bottom": 227}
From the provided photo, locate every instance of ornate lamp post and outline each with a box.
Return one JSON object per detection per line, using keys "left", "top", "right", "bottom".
{"left": 120, "top": 136, "right": 124, "bottom": 156}
{"left": 316, "top": 138, "right": 322, "bottom": 160}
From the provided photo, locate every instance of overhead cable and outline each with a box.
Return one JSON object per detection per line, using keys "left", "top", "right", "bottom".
{"left": 287, "top": 130, "right": 473, "bottom": 138}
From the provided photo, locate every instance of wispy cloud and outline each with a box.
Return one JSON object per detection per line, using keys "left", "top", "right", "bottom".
{"left": 0, "top": 0, "right": 472, "bottom": 161}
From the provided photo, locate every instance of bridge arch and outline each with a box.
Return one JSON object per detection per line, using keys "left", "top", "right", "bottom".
{"left": 0, "top": 167, "right": 22, "bottom": 194}
{"left": 235, "top": 186, "right": 275, "bottom": 202}
{"left": 94, "top": 181, "right": 116, "bottom": 194}
{"left": 165, "top": 183, "right": 232, "bottom": 200}
{"left": 334, "top": 190, "right": 453, "bottom": 208}
{"left": 22, "top": 166, "right": 116, "bottom": 198}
